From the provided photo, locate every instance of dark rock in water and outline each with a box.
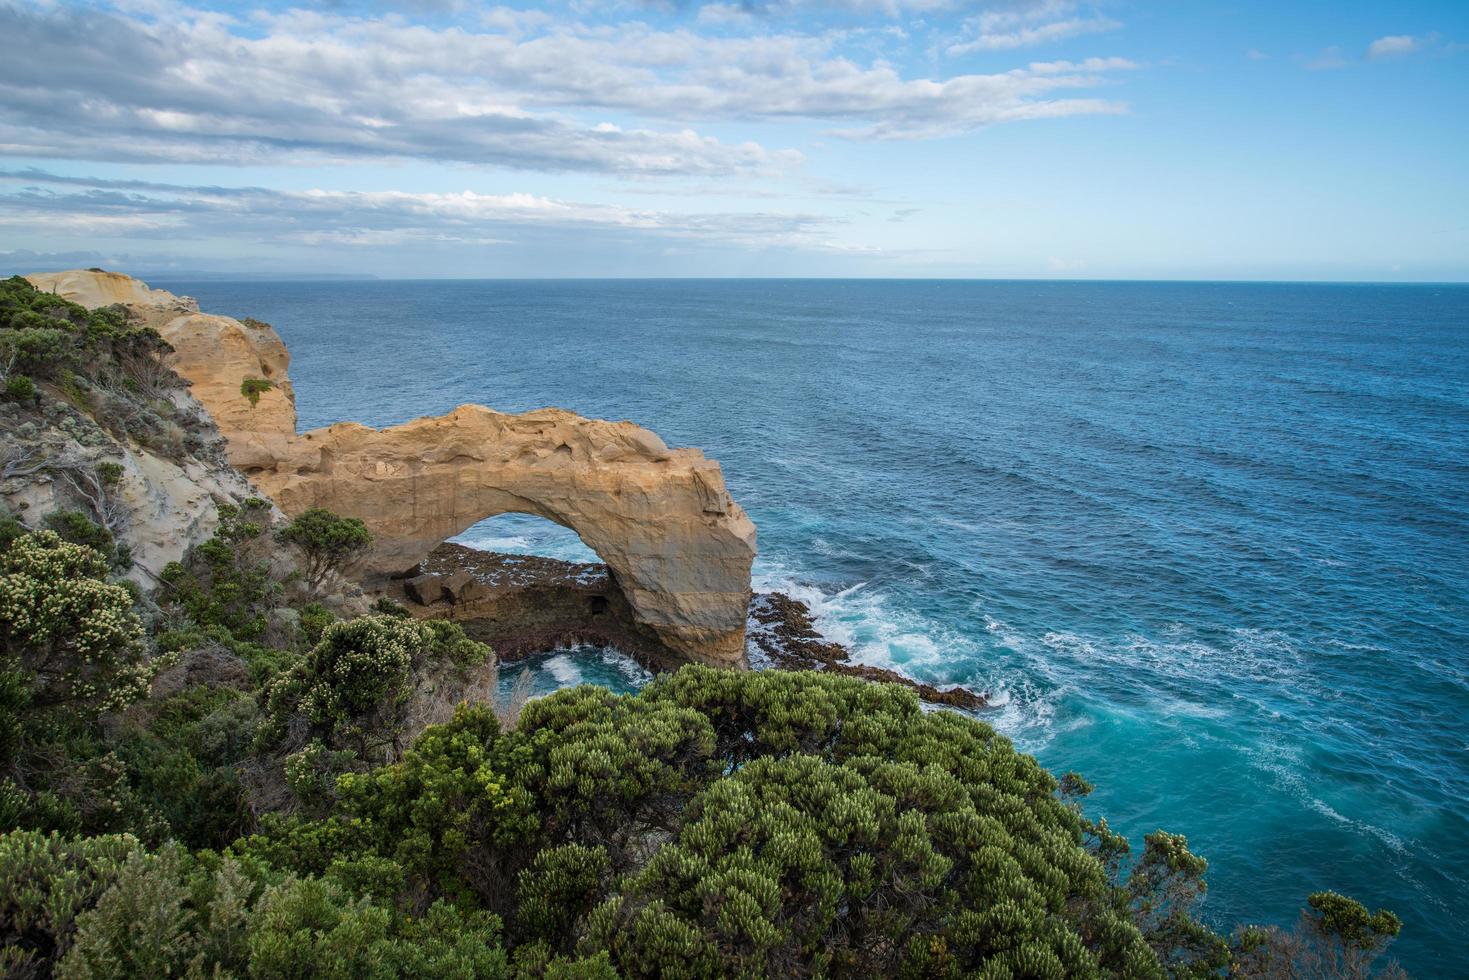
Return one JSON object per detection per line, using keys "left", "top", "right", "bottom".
{"left": 748, "top": 592, "right": 987, "bottom": 711}
{"left": 391, "top": 546, "right": 986, "bottom": 709}
{"left": 388, "top": 543, "right": 681, "bottom": 667}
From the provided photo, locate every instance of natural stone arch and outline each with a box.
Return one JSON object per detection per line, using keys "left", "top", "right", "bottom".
{"left": 26, "top": 270, "right": 758, "bottom": 666}
{"left": 254, "top": 406, "right": 757, "bottom": 665}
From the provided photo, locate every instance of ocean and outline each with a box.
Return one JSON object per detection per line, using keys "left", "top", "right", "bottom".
{"left": 157, "top": 278, "right": 1469, "bottom": 974}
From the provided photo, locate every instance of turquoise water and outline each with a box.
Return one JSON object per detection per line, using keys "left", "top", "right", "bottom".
{"left": 161, "top": 278, "right": 1469, "bottom": 973}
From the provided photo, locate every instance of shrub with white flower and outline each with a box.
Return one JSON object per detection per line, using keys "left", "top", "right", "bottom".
{"left": 261, "top": 614, "right": 491, "bottom": 767}
{"left": 0, "top": 531, "right": 148, "bottom": 721}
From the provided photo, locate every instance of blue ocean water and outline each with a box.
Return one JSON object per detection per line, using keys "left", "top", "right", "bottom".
{"left": 160, "top": 278, "right": 1469, "bottom": 974}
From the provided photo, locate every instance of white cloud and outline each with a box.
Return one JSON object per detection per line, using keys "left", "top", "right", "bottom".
{"left": 1305, "top": 46, "right": 1349, "bottom": 71}
{"left": 1366, "top": 34, "right": 1423, "bottom": 60}
{"left": 0, "top": 0, "right": 1139, "bottom": 173}
{"left": 946, "top": 1, "right": 1119, "bottom": 57}
{"left": 0, "top": 168, "right": 863, "bottom": 254}
{"left": 697, "top": 3, "right": 755, "bottom": 26}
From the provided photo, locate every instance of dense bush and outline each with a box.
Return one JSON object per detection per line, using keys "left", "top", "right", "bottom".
{"left": 276, "top": 507, "right": 372, "bottom": 589}
{"left": 160, "top": 499, "right": 281, "bottom": 642}
{"left": 261, "top": 614, "right": 492, "bottom": 766}
{"left": 0, "top": 524, "right": 1408, "bottom": 978}
{"left": 0, "top": 829, "right": 141, "bottom": 975}
{"left": 0, "top": 530, "right": 149, "bottom": 723}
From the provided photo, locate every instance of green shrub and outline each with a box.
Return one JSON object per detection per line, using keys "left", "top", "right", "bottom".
{"left": 0, "top": 530, "right": 148, "bottom": 722}
{"left": 0, "top": 515, "right": 26, "bottom": 554}
{"left": 1, "top": 327, "right": 72, "bottom": 377}
{"left": 0, "top": 829, "right": 142, "bottom": 976}
{"left": 114, "top": 685, "right": 257, "bottom": 849}
{"left": 56, "top": 846, "right": 233, "bottom": 979}
{"left": 515, "top": 844, "right": 610, "bottom": 948}
{"left": 0, "top": 277, "right": 189, "bottom": 452}
{"left": 1230, "top": 890, "right": 1407, "bottom": 978}
{"left": 336, "top": 704, "right": 535, "bottom": 905}
{"left": 276, "top": 508, "right": 372, "bottom": 588}
{"left": 228, "top": 813, "right": 378, "bottom": 880}
{"left": 246, "top": 878, "right": 508, "bottom": 979}
{"left": 299, "top": 600, "right": 337, "bottom": 646}
{"left": 4, "top": 373, "right": 34, "bottom": 402}
{"left": 261, "top": 614, "right": 492, "bottom": 763}
{"left": 160, "top": 500, "right": 280, "bottom": 641}
{"left": 240, "top": 377, "right": 275, "bottom": 407}
{"left": 94, "top": 462, "right": 123, "bottom": 488}
{"left": 370, "top": 596, "right": 411, "bottom": 619}
{"left": 55, "top": 844, "right": 508, "bottom": 979}
{"left": 42, "top": 510, "right": 114, "bottom": 557}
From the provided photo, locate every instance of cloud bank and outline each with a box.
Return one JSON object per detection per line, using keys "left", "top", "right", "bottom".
{"left": 0, "top": 0, "right": 1136, "bottom": 174}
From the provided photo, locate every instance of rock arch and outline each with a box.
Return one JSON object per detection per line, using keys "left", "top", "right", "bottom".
{"left": 26, "top": 270, "right": 757, "bottom": 666}
{"left": 255, "top": 406, "right": 757, "bottom": 664}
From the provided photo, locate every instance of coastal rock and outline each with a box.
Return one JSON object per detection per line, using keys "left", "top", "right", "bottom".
{"left": 441, "top": 569, "right": 478, "bottom": 604}
{"left": 405, "top": 573, "right": 446, "bottom": 606}
{"left": 748, "top": 592, "right": 988, "bottom": 710}
{"left": 1, "top": 275, "right": 267, "bottom": 586}
{"left": 0, "top": 424, "right": 262, "bottom": 587}
{"left": 25, "top": 270, "right": 298, "bottom": 471}
{"left": 403, "top": 542, "right": 672, "bottom": 664}
{"left": 151, "top": 312, "right": 297, "bottom": 471}
{"left": 259, "top": 406, "right": 756, "bottom": 664}
{"left": 34, "top": 269, "right": 758, "bottom": 666}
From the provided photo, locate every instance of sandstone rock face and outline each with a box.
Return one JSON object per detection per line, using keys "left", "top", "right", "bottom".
{"left": 0, "top": 410, "right": 263, "bottom": 587}
{"left": 155, "top": 313, "right": 297, "bottom": 471}
{"left": 32, "top": 270, "right": 758, "bottom": 665}
{"left": 6, "top": 270, "right": 272, "bottom": 586}
{"left": 25, "top": 271, "right": 298, "bottom": 472}
{"left": 26, "top": 269, "right": 197, "bottom": 314}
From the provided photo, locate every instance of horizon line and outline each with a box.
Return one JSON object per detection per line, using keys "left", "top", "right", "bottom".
{"left": 108, "top": 273, "right": 1469, "bottom": 287}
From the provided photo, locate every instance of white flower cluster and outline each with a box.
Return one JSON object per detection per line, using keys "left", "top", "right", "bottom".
{"left": 298, "top": 615, "right": 432, "bottom": 723}
{"left": 0, "top": 530, "right": 146, "bottom": 714}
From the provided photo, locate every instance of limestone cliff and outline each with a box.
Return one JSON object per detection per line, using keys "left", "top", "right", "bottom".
{"left": 26, "top": 270, "right": 758, "bottom": 665}
{"left": 3, "top": 277, "right": 266, "bottom": 584}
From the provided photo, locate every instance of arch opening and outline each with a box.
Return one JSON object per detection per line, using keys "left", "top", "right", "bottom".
{"left": 451, "top": 512, "right": 598, "bottom": 564}
{"left": 384, "top": 510, "right": 678, "bottom": 668}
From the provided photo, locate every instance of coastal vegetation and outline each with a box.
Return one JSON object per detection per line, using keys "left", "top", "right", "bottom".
{"left": 0, "top": 517, "right": 1408, "bottom": 977}
{"left": 0, "top": 273, "right": 1407, "bottom": 977}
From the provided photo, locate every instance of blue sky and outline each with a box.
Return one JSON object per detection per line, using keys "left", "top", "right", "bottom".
{"left": 0, "top": 0, "right": 1465, "bottom": 279}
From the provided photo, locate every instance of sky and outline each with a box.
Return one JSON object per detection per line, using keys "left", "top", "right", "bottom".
{"left": 0, "top": 0, "right": 1465, "bottom": 280}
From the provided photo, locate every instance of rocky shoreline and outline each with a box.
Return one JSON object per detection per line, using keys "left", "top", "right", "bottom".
{"left": 391, "top": 545, "right": 988, "bottom": 710}
{"left": 748, "top": 592, "right": 988, "bottom": 710}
